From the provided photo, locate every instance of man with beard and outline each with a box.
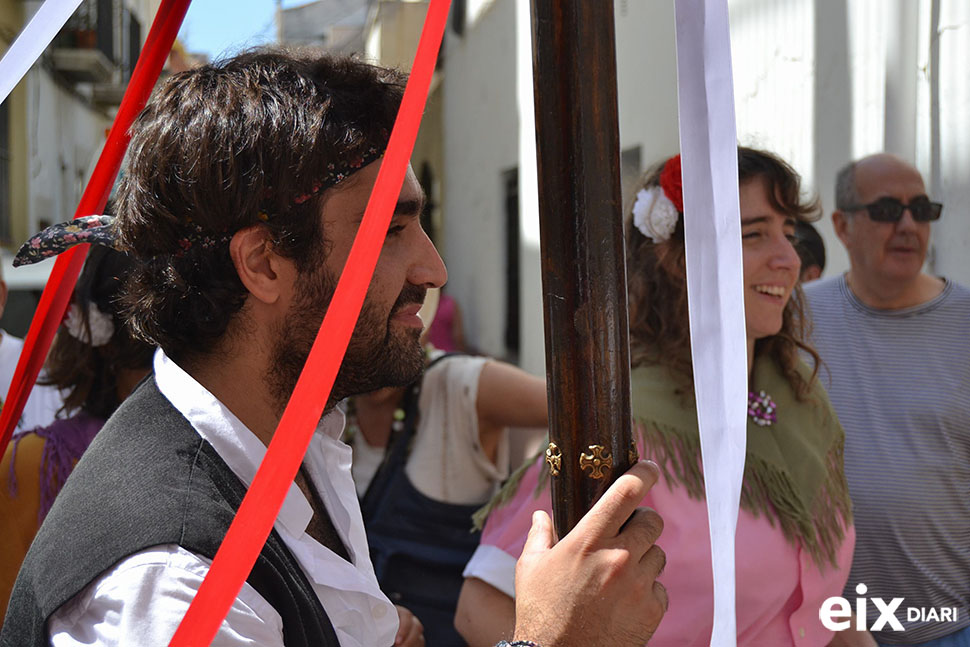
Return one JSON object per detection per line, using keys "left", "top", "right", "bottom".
{"left": 805, "top": 153, "right": 970, "bottom": 646}
{"left": 1, "top": 51, "right": 668, "bottom": 647}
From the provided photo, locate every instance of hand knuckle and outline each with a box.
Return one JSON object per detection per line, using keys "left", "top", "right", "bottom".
{"left": 654, "top": 581, "right": 669, "bottom": 612}
{"left": 643, "top": 507, "right": 664, "bottom": 536}
{"left": 584, "top": 549, "right": 629, "bottom": 591}
{"left": 646, "top": 544, "right": 666, "bottom": 573}
{"left": 624, "top": 509, "right": 663, "bottom": 547}
{"left": 604, "top": 547, "right": 633, "bottom": 579}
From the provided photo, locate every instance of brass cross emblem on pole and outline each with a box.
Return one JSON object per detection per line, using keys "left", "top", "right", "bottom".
{"left": 579, "top": 445, "right": 613, "bottom": 480}
{"left": 545, "top": 443, "right": 563, "bottom": 476}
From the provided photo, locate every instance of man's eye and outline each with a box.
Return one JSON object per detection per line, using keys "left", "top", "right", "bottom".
{"left": 387, "top": 224, "right": 406, "bottom": 236}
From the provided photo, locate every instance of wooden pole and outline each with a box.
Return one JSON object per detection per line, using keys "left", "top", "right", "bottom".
{"left": 530, "top": 0, "right": 633, "bottom": 536}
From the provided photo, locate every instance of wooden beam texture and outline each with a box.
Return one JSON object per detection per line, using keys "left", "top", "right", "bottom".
{"left": 530, "top": 0, "right": 634, "bottom": 536}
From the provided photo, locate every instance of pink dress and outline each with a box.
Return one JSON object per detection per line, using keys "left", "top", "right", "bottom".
{"left": 427, "top": 293, "right": 459, "bottom": 352}
{"left": 463, "top": 446, "right": 855, "bottom": 647}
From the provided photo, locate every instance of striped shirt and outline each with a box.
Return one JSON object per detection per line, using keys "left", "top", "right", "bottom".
{"left": 804, "top": 275, "right": 970, "bottom": 644}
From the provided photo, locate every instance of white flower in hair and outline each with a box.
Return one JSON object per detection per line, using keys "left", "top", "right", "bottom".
{"left": 632, "top": 187, "right": 679, "bottom": 243}
{"left": 63, "top": 303, "right": 115, "bottom": 347}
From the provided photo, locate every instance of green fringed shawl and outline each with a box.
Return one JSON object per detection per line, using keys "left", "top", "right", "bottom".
{"left": 476, "top": 356, "right": 852, "bottom": 569}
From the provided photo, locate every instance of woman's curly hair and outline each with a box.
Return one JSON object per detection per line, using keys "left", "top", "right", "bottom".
{"left": 115, "top": 49, "right": 406, "bottom": 364}
{"left": 625, "top": 146, "right": 822, "bottom": 398}
{"left": 39, "top": 246, "right": 155, "bottom": 419}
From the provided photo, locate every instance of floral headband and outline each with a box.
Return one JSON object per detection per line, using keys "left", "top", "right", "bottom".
{"left": 14, "top": 216, "right": 120, "bottom": 267}
{"left": 632, "top": 155, "right": 684, "bottom": 243}
{"left": 256, "top": 144, "right": 386, "bottom": 221}
{"left": 14, "top": 143, "right": 387, "bottom": 268}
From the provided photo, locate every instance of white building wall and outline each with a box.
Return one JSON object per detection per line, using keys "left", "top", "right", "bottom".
{"left": 730, "top": 0, "right": 815, "bottom": 185}
{"left": 442, "top": 0, "right": 684, "bottom": 367}
{"left": 512, "top": 0, "right": 542, "bottom": 376}
{"left": 440, "top": 0, "right": 970, "bottom": 362}
{"left": 19, "top": 0, "right": 157, "bottom": 237}
{"left": 933, "top": 0, "right": 970, "bottom": 282}
{"left": 26, "top": 71, "right": 110, "bottom": 233}
{"left": 614, "top": 1, "right": 680, "bottom": 189}
{"left": 813, "top": 0, "right": 852, "bottom": 275}
{"left": 440, "top": 0, "right": 518, "bottom": 359}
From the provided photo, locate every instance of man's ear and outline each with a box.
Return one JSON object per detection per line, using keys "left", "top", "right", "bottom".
{"left": 229, "top": 226, "right": 288, "bottom": 305}
{"left": 832, "top": 210, "right": 851, "bottom": 246}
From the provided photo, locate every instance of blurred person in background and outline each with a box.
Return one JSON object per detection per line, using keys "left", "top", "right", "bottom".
{"left": 805, "top": 153, "right": 970, "bottom": 647}
{"left": 425, "top": 285, "right": 467, "bottom": 352}
{"left": 794, "top": 220, "right": 825, "bottom": 282}
{"left": 346, "top": 288, "right": 548, "bottom": 646}
{"left": 0, "top": 264, "right": 64, "bottom": 432}
{"left": 1, "top": 244, "right": 155, "bottom": 621}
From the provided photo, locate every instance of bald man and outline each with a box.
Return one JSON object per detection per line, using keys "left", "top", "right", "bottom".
{"left": 804, "top": 154, "right": 970, "bottom": 647}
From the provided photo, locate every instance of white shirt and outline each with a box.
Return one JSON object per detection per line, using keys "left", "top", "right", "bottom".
{"left": 0, "top": 330, "right": 64, "bottom": 431}
{"left": 348, "top": 354, "right": 510, "bottom": 505}
{"left": 406, "top": 354, "right": 509, "bottom": 504}
{"left": 47, "top": 349, "right": 398, "bottom": 647}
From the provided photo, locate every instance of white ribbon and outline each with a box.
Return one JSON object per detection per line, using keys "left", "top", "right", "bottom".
{"left": 674, "top": 1, "right": 747, "bottom": 646}
{"left": 0, "top": 0, "right": 85, "bottom": 106}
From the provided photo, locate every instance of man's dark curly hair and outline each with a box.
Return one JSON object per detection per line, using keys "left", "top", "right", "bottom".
{"left": 625, "top": 146, "right": 822, "bottom": 399}
{"left": 115, "top": 49, "right": 406, "bottom": 363}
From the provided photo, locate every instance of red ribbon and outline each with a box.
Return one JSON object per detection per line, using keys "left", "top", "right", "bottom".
{"left": 168, "top": 1, "right": 451, "bottom": 644}
{"left": 0, "top": 0, "right": 192, "bottom": 459}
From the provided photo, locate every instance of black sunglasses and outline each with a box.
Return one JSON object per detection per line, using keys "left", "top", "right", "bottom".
{"left": 844, "top": 196, "right": 943, "bottom": 223}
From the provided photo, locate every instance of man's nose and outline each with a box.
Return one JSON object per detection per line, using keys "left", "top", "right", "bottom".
{"left": 896, "top": 207, "right": 919, "bottom": 232}
{"left": 410, "top": 229, "right": 448, "bottom": 288}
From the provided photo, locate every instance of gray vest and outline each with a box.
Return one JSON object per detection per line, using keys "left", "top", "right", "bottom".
{"left": 0, "top": 378, "right": 339, "bottom": 647}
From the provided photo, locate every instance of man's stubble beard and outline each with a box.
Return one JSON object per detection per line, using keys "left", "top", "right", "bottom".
{"left": 268, "top": 265, "right": 427, "bottom": 416}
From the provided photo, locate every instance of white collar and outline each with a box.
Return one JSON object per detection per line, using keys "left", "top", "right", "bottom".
{"left": 152, "top": 349, "right": 344, "bottom": 537}
{"left": 151, "top": 349, "right": 397, "bottom": 646}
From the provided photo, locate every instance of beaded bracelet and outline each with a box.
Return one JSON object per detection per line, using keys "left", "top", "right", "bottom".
{"left": 495, "top": 641, "right": 541, "bottom": 647}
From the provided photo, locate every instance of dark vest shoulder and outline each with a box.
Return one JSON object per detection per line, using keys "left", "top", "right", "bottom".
{"left": 1, "top": 377, "right": 339, "bottom": 647}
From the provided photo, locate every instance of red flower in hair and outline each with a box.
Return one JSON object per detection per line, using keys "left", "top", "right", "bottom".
{"left": 659, "top": 155, "right": 684, "bottom": 213}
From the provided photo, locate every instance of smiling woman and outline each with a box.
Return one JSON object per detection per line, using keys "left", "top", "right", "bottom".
{"left": 739, "top": 177, "right": 802, "bottom": 352}
{"left": 456, "top": 147, "right": 870, "bottom": 647}
{"left": 623, "top": 148, "right": 822, "bottom": 398}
